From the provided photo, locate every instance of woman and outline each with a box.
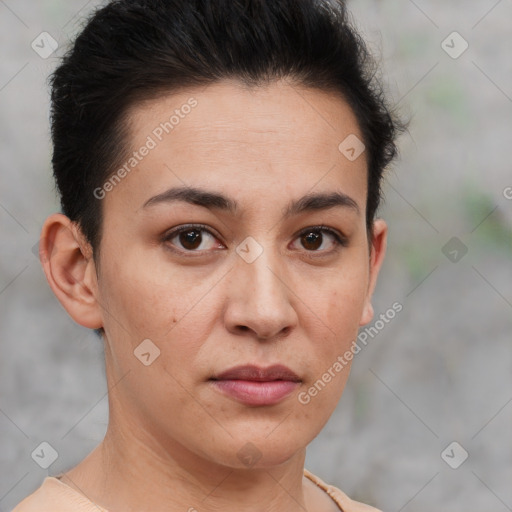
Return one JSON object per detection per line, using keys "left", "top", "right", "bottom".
{"left": 12, "top": 0, "right": 404, "bottom": 510}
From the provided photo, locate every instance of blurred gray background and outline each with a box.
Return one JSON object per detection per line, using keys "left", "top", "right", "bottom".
{"left": 1, "top": 1, "right": 511, "bottom": 511}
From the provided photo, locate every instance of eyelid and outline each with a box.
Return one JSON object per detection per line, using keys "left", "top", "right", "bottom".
{"left": 295, "top": 224, "right": 348, "bottom": 247}
{"left": 161, "top": 223, "right": 226, "bottom": 255}
{"left": 291, "top": 225, "right": 348, "bottom": 258}
{"left": 162, "top": 223, "right": 219, "bottom": 240}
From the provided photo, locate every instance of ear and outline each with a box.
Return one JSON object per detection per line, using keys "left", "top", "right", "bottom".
{"left": 39, "top": 213, "right": 103, "bottom": 329}
{"left": 359, "top": 218, "right": 388, "bottom": 326}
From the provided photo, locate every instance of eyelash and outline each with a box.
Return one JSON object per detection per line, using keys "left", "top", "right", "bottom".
{"left": 161, "top": 224, "right": 348, "bottom": 257}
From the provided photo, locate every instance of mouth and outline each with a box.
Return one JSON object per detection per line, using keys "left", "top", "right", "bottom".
{"left": 209, "top": 364, "right": 302, "bottom": 406}
{"left": 211, "top": 364, "right": 301, "bottom": 382}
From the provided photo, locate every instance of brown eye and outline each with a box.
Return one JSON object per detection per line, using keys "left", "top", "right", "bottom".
{"left": 163, "top": 224, "right": 222, "bottom": 253}
{"left": 301, "top": 230, "right": 323, "bottom": 251}
{"left": 178, "top": 229, "right": 203, "bottom": 250}
{"left": 292, "top": 226, "right": 348, "bottom": 253}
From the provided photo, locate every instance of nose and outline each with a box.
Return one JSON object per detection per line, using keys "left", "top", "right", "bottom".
{"left": 223, "top": 245, "right": 298, "bottom": 341}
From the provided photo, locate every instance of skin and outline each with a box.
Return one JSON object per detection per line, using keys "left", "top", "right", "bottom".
{"left": 40, "top": 78, "right": 387, "bottom": 512}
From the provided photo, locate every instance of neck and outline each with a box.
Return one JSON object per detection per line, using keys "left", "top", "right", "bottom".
{"left": 61, "top": 415, "right": 312, "bottom": 512}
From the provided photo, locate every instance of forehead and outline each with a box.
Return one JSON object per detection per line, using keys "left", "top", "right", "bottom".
{"left": 129, "top": 78, "right": 362, "bottom": 150}
{"left": 109, "top": 79, "right": 367, "bottom": 213}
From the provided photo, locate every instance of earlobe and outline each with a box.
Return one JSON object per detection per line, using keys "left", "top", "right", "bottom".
{"left": 359, "top": 218, "right": 387, "bottom": 326}
{"left": 39, "top": 213, "right": 103, "bottom": 329}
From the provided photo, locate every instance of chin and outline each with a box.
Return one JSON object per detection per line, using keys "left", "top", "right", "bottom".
{"left": 208, "top": 431, "right": 309, "bottom": 470}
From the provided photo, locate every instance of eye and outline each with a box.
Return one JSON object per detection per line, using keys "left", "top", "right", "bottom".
{"left": 162, "top": 224, "right": 347, "bottom": 256}
{"left": 291, "top": 225, "right": 348, "bottom": 254}
{"left": 162, "top": 224, "right": 224, "bottom": 253}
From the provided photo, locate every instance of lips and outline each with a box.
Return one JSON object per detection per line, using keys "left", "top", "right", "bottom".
{"left": 209, "top": 364, "right": 301, "bottom": 406}
{"left": 212, "top": 364, "right": 301, "bottom": 383}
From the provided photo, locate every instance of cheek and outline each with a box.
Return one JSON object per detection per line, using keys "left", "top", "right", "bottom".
{"left": 327, "top": 285, "right": 366, "bottom": 339}
{"left": 97, "top": 250, "right": 221, "bottom": 391}
{"left": 304, "top": 262, "right": 369, "bottom": 343}
{"left": 98, "top": 247, "right": 201, "bottom": 337}
{"left": 296, "top": 262, "right": 368, "bottom": 402}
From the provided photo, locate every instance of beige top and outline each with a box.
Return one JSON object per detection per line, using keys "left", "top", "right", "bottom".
{"left": 11, "top": 469, "right": 381, "bottom": 512}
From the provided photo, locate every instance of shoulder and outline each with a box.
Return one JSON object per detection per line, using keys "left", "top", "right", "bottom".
{"left": 10, "top": 476, "right": 108, "bottom": 512}
{"left": 304, "top": 468, "right": 382, "bottom": 512}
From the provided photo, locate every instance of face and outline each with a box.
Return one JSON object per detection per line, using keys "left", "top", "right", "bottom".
{"left": 69, "top": 79, "right": 386, "bottom": 470}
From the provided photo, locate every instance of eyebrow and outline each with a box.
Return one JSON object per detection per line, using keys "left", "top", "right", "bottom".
{"left": 142, "top": 186, "right": 360, "bottom": 217}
